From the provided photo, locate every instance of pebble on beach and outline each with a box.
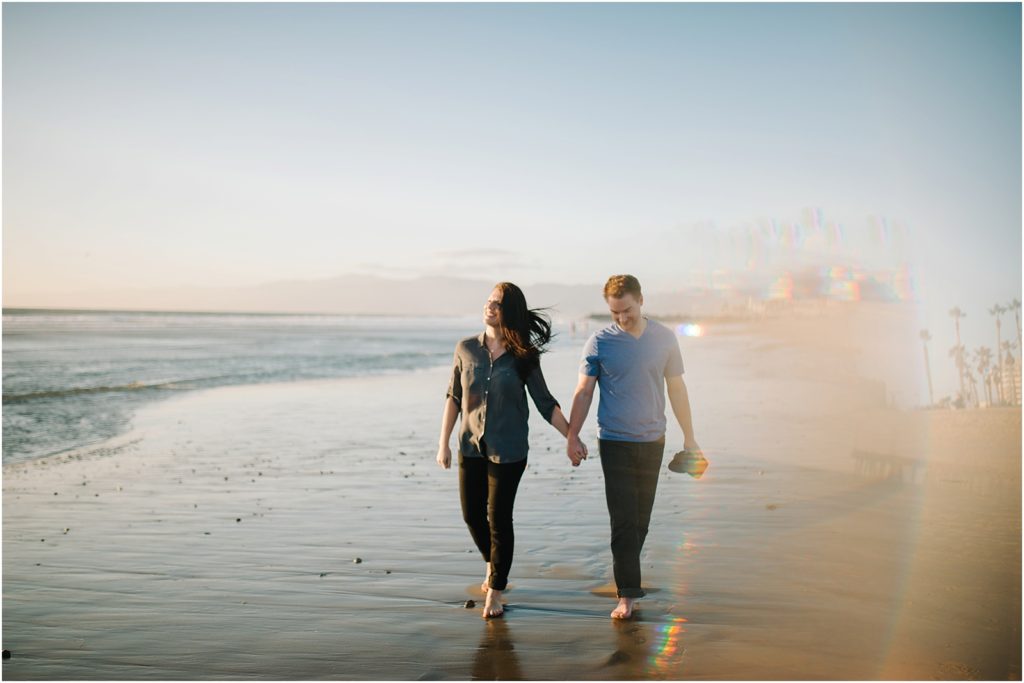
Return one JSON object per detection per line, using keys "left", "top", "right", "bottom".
{"left": 353, "top": 557, "right": 363, "bottom": 564}
{"left": 2, "top": 649, "right": 10, "bottom": 660}
{"left": 464, "top": 600, "right": 476, "bottom": 608}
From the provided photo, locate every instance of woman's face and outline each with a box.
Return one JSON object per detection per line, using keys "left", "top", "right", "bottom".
{"left": 483, "top": 288, "right": 503, "bottom": 327}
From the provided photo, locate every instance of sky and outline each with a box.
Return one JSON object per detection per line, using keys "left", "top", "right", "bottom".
{"left": 2, "top": 2, "right": 1021, "bottom": 395}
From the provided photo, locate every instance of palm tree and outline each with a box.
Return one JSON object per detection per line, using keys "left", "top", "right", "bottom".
{"left": 1002, "top": 340, "right": 1018, "bottom": 366}
{"left": 990, "top": 304, "right": 1006, "bottom": 403}
{"left": 963, "top": 366, "right": 980, "bottom": 408}
{"left": 949, "top": 343, "right": 968, "bottom": 406}
{"left": 1010, "top": 299, "right": 1022, "bottom": 361}
{"left": 974, "top": 346, "right": 993, "bottom": 406}
{"left": 920, "top": 329, "right": 934, "bottom": 406}
{"left": 1002, "top": 340, "right": 1020, "bottom": 405}
{"left": 949, "top": 307, "right": 967, "bottom": 400}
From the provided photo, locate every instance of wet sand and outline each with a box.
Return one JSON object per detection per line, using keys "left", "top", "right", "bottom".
{"left": 3, "top": 304, "right": 1020, "bottom": 680}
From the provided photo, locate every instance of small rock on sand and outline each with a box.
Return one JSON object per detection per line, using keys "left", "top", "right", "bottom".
{"left": 464, "top": 600, "right": 476, "bottom": 608}
{"left": 353, "top": 557, "right": 363, "bottom": 564}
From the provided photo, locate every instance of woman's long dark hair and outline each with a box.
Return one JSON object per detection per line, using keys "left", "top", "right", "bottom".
{"left": 494, "top": 282, "right": 553, "bottom": 380}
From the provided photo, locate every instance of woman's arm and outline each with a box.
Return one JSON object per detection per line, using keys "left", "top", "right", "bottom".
{"left": 549, "top": 405, "right": 570, "bottom": 438}
{"left": 542, "top": 401, "right": 589, "bottom": 466}
{"left": 436, "top": 396, "right": 459, "bottom": 469}
{"left": 525, "top": 362, "right": 562, "bottom": 428}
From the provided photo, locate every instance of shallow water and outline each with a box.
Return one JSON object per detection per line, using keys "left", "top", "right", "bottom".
{"left": 2, "top": 310, "right": 481, "bottom": 463}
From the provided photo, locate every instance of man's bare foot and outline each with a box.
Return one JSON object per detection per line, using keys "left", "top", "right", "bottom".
{"left": 483, "top": 588, "right": 504, "bottom": 618}
{"left": 611, "top": 597, "right": 635, "bottom": 619}
{"left": 481, "top": 563, "right": 491, "bottom": 594}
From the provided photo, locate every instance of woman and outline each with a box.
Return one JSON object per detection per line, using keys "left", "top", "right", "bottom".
{"left": 436, "top": 282, "right": 580, "bottom": 618}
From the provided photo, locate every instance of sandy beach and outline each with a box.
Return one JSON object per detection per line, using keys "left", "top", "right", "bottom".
{"left": 3, "top": 304, "right": 1020, "bottom": 680}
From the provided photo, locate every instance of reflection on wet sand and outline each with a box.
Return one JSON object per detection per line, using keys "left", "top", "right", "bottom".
{"left": 851, "top": 449, "right": 924, "bottom": 482}
{"left": 471, "top": 619, "right": 523, "bottom": 681}
{"left": 599, "top": 614, "right": 688, "bottom": 679}
{"left": 602, "top": 618, "right": 653, "bottom": 677}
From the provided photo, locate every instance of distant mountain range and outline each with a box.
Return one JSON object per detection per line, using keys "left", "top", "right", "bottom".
{"left": 5, "top": 274, "right": 725, "bottom": 319}
{"left": 8, "top": 263, "right": 912, "bottom": 318}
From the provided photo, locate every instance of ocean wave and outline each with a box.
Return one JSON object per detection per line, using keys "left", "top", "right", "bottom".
{"left": 2, "top": 380, "right": 191, "bottom": 403}
{"left": 3, "top": 311, "right": 483, "bottom": 463}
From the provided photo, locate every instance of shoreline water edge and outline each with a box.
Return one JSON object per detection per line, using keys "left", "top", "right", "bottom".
{"left": 3, "top": 304, "right": 1020, "bottom": 679}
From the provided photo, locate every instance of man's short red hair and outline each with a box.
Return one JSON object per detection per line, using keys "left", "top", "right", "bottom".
{"left": 603, "top": 274, "right": 642, "bottom": 300}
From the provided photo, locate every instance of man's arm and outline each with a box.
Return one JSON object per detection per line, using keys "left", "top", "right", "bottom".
{"left": 666, "top": 375, "right": 700, "bottom": 451}
{"left": 566, "top": 373, "right": 597, "bottom": 466}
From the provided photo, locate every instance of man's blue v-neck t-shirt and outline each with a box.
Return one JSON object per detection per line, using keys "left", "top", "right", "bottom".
{"left": 579, "top": 319, "right": 684, "bottom": 442}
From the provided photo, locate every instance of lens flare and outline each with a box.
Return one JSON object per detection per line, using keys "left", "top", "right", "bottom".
{"left": 649, "top": 617, "right": 688, "bottom": 673}
{"left": 767, "top": 272, "right": 795, "bottom": 300}
{"left": 676, "top": 323, "right": 704, "bottom": 337}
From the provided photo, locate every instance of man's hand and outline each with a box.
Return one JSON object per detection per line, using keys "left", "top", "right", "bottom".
{"left": 567, "top": 434, "right": 588, "bottom": 467}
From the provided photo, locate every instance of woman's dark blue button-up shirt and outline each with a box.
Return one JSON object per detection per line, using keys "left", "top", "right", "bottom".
{"left": 446, "top": 333, "right": 560, "bottom": 464}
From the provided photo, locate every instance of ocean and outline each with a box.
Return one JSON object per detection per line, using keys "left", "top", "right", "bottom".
{"left": 2, "top": 309, "right": 496, "bottom": 464}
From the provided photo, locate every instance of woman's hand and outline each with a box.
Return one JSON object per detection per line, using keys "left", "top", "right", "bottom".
{"left": 436, "top": 444, "right": 452, "bottom": 470}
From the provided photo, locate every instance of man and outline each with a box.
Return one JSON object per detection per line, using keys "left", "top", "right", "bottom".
{"left": 567, "top": 274, "right": 701, "bottom": 619}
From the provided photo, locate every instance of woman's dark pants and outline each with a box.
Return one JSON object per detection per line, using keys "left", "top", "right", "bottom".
{"left": 598, "top": 438, "right": 665, "bottom": 598}
{"left": 459, "top": 453, "right": 527, "bottom": 591}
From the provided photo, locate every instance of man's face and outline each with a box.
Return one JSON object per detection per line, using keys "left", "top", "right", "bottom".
{"left": 607, "top": 293, "right": 643, "bottom": 332}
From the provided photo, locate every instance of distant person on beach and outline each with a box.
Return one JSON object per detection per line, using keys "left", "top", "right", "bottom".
{"left": 567, "top": 274, "right": 701, "bottom": 619}
{"left": 436, "top": 282, "right": 580, "bottom": 619}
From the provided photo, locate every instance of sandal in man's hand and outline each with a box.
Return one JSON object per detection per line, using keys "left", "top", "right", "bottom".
{"left": 668, "top": 449, "right": 709, "bottom": 478}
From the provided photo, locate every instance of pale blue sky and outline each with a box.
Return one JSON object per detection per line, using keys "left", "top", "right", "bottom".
{"left": 3, "top": 2, "right": 1021, "bottom": 391}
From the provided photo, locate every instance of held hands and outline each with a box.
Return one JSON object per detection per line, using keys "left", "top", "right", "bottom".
{"left": 566, "top": 434, "right": 588, "bottom": 467}
{"left": 436, "top": 444, "right": 452, "bottom": 470}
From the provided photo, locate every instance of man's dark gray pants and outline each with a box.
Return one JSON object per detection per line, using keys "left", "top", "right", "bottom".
{"left": 598, "top": 437, "right": 666, "bottom": 598}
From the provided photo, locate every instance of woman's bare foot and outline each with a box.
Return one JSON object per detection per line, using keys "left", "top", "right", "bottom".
{"left": 482, "top": 588, "right": 504, "bottom": 618}
{"left": 611, "top": 597, "right": 635, "bottom": 619}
